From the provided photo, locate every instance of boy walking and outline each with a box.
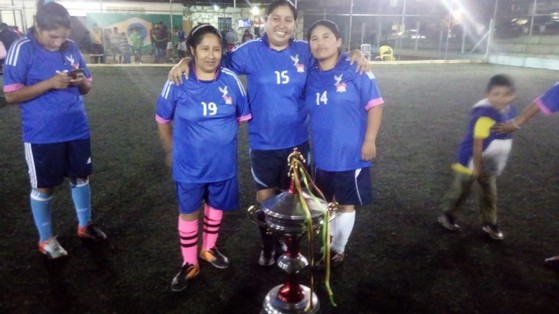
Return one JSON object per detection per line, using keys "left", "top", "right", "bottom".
{"left": 438, "top": 74, "right": 516, "bottom": 240}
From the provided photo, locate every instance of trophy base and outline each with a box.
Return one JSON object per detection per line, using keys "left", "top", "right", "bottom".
{"left": 261, "top": 284, "right": 319, "bottom": 314}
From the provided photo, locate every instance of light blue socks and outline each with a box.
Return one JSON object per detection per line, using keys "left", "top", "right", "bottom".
{"left": 30, "top": 190, "right": 53, "bottom": 242}
{"left": 70, "top": 178, "right": 92, "bottom": 228}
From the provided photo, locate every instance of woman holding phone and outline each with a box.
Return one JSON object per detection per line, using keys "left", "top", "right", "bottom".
{"left": 2, "top": 0, "right": 106, "bottom": 259}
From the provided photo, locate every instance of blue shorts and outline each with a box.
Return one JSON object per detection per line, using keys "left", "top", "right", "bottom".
{"left": 250, "top": 142, "right": 310, "bottom": 191}
{"left": 313, "top": 167, "right": 373, "bottom": 206}
{"left": 175, "top": 177, "right": 239, "bottom": 214}
{"left": 24, "top": 139, "right": 92, "bottom": 189}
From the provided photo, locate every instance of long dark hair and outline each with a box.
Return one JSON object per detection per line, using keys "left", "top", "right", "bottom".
{"left": 36, "top": 0, "right": 71, "bottom": 30}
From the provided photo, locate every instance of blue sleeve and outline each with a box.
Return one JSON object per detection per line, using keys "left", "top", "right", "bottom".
{"left": 357, "top": 69, "right": 384, "bottom": 109}
{"left": 229, "top": 46, "right": 246, "bottom": 75}
{"left": 538, "top": 82, "right": 559, "bottom": 114}
{"left": 155, "top": 80, "right": 177, "bottom": 122}
{"left": 3, "top": 41, "right": 29, "bottom": 90}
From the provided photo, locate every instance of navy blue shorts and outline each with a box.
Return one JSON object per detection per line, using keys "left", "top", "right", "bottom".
{"left": 313, "top": 167, "right": 373, "bottom": 206}
{"left": 24, "top": 139, "right": 92, "bottom": 189}
{"left": 175, "top": 176, "right": 239, "bottom": 214}
{"left": 250, "top": 142, "right": 310, "bottom": 191}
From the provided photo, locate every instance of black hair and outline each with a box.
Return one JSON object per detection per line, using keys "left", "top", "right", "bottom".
{"left": 186, "top": 23, "right": 222, "bottom": 57}
{"left": 306, "top": 20, "right": 341, "bottom": 41}
{"left": 36, "top": 0, "right": 71, "bottom": 30}
{"left": 265, "top": 0, "right": 297, "bottom": 21}
{"left": 487, "top": 74, "right": 515, "bottom": 93}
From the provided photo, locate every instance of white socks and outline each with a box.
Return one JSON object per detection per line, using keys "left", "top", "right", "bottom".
{"left": 330, "top": 211, "right": 356, "bottom": 254}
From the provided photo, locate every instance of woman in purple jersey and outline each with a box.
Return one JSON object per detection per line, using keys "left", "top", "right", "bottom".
{"left": 156, "top": 24, "right": 251, "bottom": 292}
{"left": 167, "top": 0, "right": 371, "bottom": 267}
{"left": 2, "top": 0, "right": 106, "bottom": 260}
{"left": 306, "top": 20, "right": 384, "bottom": 267}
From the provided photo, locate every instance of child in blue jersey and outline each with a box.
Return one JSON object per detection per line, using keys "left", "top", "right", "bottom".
{"left": 438, "top": 74, "right": 517, "bottom": 240}
{"left": 306, "top": 20, "right": 384, "bottom": 267}
{"left": 2, "top": 1, "right": 106, "bottom": 259}
{"left": 168, "top": 0, "right": 371, "bottom": 267}
{"left": 155, "top": 24, "right": 251, "bottom": 292}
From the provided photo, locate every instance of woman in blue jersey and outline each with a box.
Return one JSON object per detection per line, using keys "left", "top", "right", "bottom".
{"left": 305, "top": 20, "right": 384, "bottom": 267}
{"left": 168, "top": 0, "right": 370, "bottom": 267}
{"left": 2, "top": 1, "right": 106, "bottom": 260}
{"left": 156, "top": 24, "right": 251, "bottom": 292}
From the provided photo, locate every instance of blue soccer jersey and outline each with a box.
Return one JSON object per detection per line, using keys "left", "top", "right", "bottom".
{"left": 226, "top": 34, "right": 312, "bottom": 150}
{"left": 155, "top": 66, "right": 251, "bottom": 183}
{"left": 535, "top": 82, "right": 559, "bottom": 115}
{"left": 3, "top": 29, "right": 92, "bottom": 144}
{"left": 452, "top": 99, "right": 516, "bottom": 176}
{"left": 305, "top": 55, "right": 384, "bottom": 171}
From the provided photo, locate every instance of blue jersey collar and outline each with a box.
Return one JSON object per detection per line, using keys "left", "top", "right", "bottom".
{"left": 261, "top": 33, "right": 294, "bottom": 51}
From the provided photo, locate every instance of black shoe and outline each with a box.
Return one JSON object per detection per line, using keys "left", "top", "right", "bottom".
{"left": 200, "top": 247, "right": 230, "bottom": 269}
{"left": 77, "top": 223, "right": 107, "bottom": 242}
{"left": 438, "top": 213, "right": 460, "bottom": 231}
{"left": 171, "top": 263, "right": 200, "bottom": 292}
{"left": 482, "top": 224, "right": 504, "bottom": 240}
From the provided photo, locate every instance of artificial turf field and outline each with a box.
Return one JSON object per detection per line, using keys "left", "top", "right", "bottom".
{"left": 1, "top": 63, "right": 559, "bottom": 313}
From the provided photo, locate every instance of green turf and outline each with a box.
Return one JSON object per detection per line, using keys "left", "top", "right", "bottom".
{"left": 1, "top": 64, "right": 559, "bottom": 313}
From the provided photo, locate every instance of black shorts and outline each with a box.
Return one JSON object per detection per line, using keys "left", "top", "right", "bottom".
{"left": 24, "top": 139, "right": 92, "bottom": 189}
{"left": 313, "top": 167, "right": 373, "bottom": 206}
{"left": 250, "top": 142, "right": 310, "bottom": 191}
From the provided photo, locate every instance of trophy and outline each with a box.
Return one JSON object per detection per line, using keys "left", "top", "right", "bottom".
{"left": 248, "top": 149, "right": 336, "bottom": 313}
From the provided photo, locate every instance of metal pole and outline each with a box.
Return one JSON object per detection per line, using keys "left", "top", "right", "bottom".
{"left": 414, "top": 20, "right": 419, "bottom": 51}
{"left": 529, "top": 0, "right": 537, "bottom": 36}
{"left": 398, "top": 0, "right": 406, "bottom": 51}
{"left": 444, "top": 14, "right": 451, "bottom": 59}
{"left": 485, "top": 18, "right": 494, "bottom": 58}
{"left": 347, "top": 0, "right": 353, "bottom": 52}
{"left": 170, "top": 0, "right": 173, "bottom": 31}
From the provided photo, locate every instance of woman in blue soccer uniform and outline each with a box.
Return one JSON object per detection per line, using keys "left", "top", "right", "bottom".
{"left": 305, "top": 20, "right": 384, "bottom": 267}
{"left": 155, "top": 24, "right": 251, "bottom": 292}
{"left": 169, "top": 0, "right": 370, "bottom": 267}
{"left": 2, "top": 1, "right": 106, "bottom": 259}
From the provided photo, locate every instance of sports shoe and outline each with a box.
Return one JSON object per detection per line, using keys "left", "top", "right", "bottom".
{"left": 77, "top": 223, "right": 107, "bottom": 242}
{"left": 39, "top": 237, "right": 68, "bottom": 259}
{"left": 438, "top": 213, "right": 460, "bottom": 231}
{"left": 200, "top": 247, "right": 230, "bottom": 269}
{"left": 171, "top": 263, "right": 200, "bottom": 292}
{"left": 545, "top": 255, "right": 559, "bottom": 267}
{"left": 482, "top": 224, "right": 504, "bottom": 240}
{"left": 258, "top": 249, "right": 276, "bottom": 266}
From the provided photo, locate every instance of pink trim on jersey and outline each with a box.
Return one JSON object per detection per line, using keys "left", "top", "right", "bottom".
{"left": 238, "top": 114, "right": 252, "bottom": 122}
{"left": 535, "top": 97, "right": 553, "bottom": 116}
{"left": 365, "top": 97, "right": 384, "bottom": 111}
{"left": 155, "top": 114, "right": 171, "bottom": 124}
{"left": 3, "top": 83, "right": 24, "bottom": 92}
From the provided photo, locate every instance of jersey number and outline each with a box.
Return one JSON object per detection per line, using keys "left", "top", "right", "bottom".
{"left": 201, "top": 102, "right": 218, "bottom": 116}
{"left": 315, "top": 91, "right": 328, "bottom": 105}
{"left": 274, "top": 71, "right": 290, "bottom": 85}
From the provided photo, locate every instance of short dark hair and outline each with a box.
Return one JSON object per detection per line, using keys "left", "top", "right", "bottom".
{"left": 36, "top": 1, "right": 71, "bottom": 30}
{"left": 487, "top": 74, "right": 515, "bottom": 93}
{"left": 265, "top": 0, "right": 297, "bottom": 21}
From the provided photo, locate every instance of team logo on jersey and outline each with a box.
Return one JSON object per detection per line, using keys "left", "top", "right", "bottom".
{"left": 334, "top": 74, "right": 346, "bottom": 93}
{"left": 65, "top": 55, "right": 79, "bottom": 69}
{"left": 219, "top": 86, "right": 233, "bottom": 105}
{"left": 290, "top": 54, "right": 305, "bottom": 73}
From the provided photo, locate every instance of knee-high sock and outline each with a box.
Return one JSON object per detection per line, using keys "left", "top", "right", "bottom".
{"left": 70, "top": 179, "right": 91, "bottom": 228}
{"left": 202, "top": 205, "right": 223, "bottom": 251}
{"left": 331, "top": 211, "right": 356, "bottom": 254}
{"left": 178, "top": 218, "right": 198, "bottom": 266}
{"left": 30, "top": 190, "right": 53, "bottom": 242}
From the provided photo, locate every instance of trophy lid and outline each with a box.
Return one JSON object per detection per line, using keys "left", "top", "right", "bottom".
{"left": 261, "top": 190, "right": 327, "bottom": 221}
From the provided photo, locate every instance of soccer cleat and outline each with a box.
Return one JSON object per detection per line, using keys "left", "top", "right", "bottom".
{"left": 171, "top": 263, "right": 200, "bottom": 292}
{"left": 39, "top": 237, "right": 68, "bottom": 259}
{"left": 200, "top": 247, "right": 230, "bottom": 269}
{"left": 482, "top": 224, "right": 504, "bottom": 240}
{"left": 258, "top": 249, "right": 276, "bottom": 266}
{"left": 77, "top": 223, "right": 107, "bottom": 242}
{"left": 438, "top": 213, "right": 460, "bottom": 231}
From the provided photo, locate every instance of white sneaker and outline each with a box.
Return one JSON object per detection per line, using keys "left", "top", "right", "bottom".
{"left": 38, "top": 237, "right": 68, "bottom": 259}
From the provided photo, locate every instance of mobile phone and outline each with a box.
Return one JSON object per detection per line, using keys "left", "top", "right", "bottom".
{"left": 68, "top": 68, "right": 84, "bottom": 79}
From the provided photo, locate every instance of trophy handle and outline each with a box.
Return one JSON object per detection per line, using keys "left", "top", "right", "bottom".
{"left": 247, "top": 205, "right": 269, "bottom": 228}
